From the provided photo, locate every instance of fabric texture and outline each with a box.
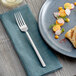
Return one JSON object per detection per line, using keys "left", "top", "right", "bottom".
{"left": 0, "top": 5, "right": 62, "bottom": 76}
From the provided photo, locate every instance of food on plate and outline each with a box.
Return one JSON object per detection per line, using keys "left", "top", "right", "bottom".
{"left": 64, "top": 3, "right": 72, "bottom": 9}
{"left": 58, "top": 7, "right": 63, "bottom": 11}
{"left": 61, "top": 28, "right": 65, "bottom": 33}
{"left": 55, "top": 35, "right": 59, "bottom": 39}
{"left": 65, "top": 9, "right": 71, "bottom": 16}
{"left": 71, "top": 3, "right": 75, "bottom": 9}
{"left": 74, "top": 2, "right": 76, "bottom": 6}
{"left": 65, "top": 26, "right": 76, "bottom": 48}
{"left": 55, "top": 30, "right": 61, "bottom": 35}
{"left": 53, "top": 25, "right": 61, "bottom": 32}
{"left": 49, "top": 2, "right": 76, "bottom": 39}
{"left": 59, "top": 9, "right": 66, "bottom": 17}
{"left": 64, "top": 18, "right": 70, "bottom": 22}
{"left": 56, "top": 18, "right": 65, "bottom": 26}
{"left": 54, "top": 12, "right": 60, "bottom": 18}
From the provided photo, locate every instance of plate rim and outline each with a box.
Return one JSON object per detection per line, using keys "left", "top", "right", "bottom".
{"left": 38, "top": 0, "right": 76, "bottom": 58}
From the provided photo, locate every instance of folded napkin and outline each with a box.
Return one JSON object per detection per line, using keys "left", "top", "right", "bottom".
{"left": 0, "top": 5, "right": 62, "bottom": 76}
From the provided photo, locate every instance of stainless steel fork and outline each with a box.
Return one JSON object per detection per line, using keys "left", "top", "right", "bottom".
{"left": 14, "top": 12, "right": 46, "bottom": 67}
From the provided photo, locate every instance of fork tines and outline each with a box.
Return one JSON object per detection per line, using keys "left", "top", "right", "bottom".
{"left": 14, "top": 12, "right": 25, "bottom": 27}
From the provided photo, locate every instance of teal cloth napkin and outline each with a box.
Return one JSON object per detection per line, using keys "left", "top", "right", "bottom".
{"left": 0, "top": 5, "right": 62, "bottom": 76}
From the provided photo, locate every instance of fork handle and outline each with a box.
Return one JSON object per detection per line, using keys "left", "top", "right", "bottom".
{"left": 25, "top": 31, "right": 46, "bottom": 67}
